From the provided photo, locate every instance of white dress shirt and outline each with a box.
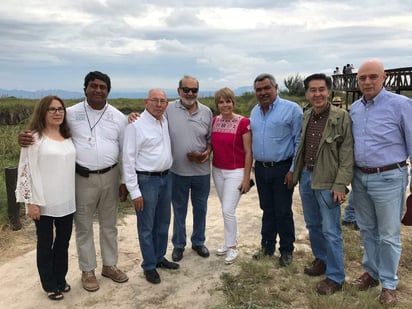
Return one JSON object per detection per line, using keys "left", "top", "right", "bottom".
{"left": 122, "top": 110, "right": 172, "bottom": 200}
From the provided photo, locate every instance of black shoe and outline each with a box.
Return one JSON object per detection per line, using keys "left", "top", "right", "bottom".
{"left": 354, "top": 222, "right": 360, "bottom": 230}
{"left": 144, "top": 269, "right": 161, "bottom": 284}
{"left": 279, "top": 253, "right": 293, "bottom": 267}
{"left": 192, "top": 245, "right": 210, "bottom": 257}
{"left": 156, "top": 258, "right": 180, "bottom": 269}
{"left": 252, "top": 249, "right": 273, "bottom": 260}
{"left": 172, "top": 248, "right": 184, "bottom": 262}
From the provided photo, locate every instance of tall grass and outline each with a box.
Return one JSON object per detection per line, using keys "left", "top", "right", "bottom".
{"left": 0, "top": 124, "right": 26, "bottom": 225}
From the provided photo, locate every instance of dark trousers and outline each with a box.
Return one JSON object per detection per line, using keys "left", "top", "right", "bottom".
{"left": 255, "top": 163, "right": 295, "bottom": 255}
{"left": 34, "top": 214, "right": 74, "bottom": 292}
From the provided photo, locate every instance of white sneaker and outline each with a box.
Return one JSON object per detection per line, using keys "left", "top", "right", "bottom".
{"left": 224, "top": 249, "right": 238, "bottom": 264}
{"left": 216, "top": 246, "right": 228, "bottom": 256}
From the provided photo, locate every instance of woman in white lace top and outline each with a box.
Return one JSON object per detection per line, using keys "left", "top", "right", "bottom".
{"left": 16, "top": 95, "right": 76, "bottom": 301}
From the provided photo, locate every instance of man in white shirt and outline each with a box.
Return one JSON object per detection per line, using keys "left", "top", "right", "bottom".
{"left": 123, "top": 89, "right": 178, "bottom": 284}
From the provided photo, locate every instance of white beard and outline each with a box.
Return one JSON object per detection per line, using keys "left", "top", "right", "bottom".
{"left": 181, "top": 98, "right": 196, "bottom": 107}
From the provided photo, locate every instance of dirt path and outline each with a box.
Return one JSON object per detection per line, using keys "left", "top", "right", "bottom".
{"left": 1, "top": 181, "right": 411, "bottom": 308}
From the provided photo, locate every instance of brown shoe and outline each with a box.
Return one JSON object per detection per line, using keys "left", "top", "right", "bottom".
{"left": 304, "top": 258, "right": 326, "bottom": 276}
{"left": 379, "top": 288, "right": 397, "bottom": 306}
{"left": 316, "top": 278, "right": 343, "bottom": 295}
{"left": 102, "top": 265, "right": 129, "bottom": 283}
{"left": 82, "top": 270, "right": 99, "bottom": 292}
{"left": 353, "top": 272, "right": 379, "bottom": 291}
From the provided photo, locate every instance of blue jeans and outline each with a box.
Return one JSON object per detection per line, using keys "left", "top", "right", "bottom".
{"left": 352, "top": 166, "right": 408, "bottom": 289}
{"left": 136, "top": 173, "right": 172, "bottom": 271}
{"left": 299, "top": 168, "right": 345, "bottom": 284}
{"left": 343, "top": 191, "right": 356, "bottom": 222}
{"left": 171, "top": 172, "right": 210, "bottom": 248}
{"left": 255, "top": 163, "right": 295, "bottom": 255}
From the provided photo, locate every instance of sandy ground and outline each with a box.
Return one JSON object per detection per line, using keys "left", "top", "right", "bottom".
{"left": 0, "top": 178, "right": 313, "bottom": 309}
{"left": 5, "top": 178, "right": 412, "bottom": 308}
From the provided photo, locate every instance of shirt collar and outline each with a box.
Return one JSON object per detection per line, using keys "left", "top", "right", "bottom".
{"left": 361, "top": 87, "right": 386, "bottom": 105}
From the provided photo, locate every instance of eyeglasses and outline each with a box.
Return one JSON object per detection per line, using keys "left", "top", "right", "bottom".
{"left": 47, "top": 107, "right": 65, "bottom": 114}
{"left": 147, "top": 98, "right": 168, "bottom": 104}
{"left": 180, "top": 87, "right": 199, "bottom": 94}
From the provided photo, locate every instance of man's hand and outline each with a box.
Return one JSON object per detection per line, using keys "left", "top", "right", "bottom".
{"left": 132, "top": 196, "right": 144, "bottom": 211}
{"left": 18, "top": 130, "right": 34, "bottom": 147}
{"left": 128, "top": 112, "right": 140, "bottom": 124}
{"left": 187, "top": 150, "right": 210, "bottom": 164}
{"left": 332, "top": 190, "right": 346, "bottom": 204}
{"left": 284, "top": 171, "right": 293, "bottom": 189}
{"left": 119, "top": 184, "right": 128, "bottom": 202}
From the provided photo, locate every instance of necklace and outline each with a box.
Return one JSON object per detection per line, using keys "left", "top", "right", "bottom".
{"left": 84, "top": 102, "right": 108, "bottom": 144}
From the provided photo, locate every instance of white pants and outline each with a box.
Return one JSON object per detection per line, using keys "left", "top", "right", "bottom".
{"left": 212, "top": 167, "right": 243, "bottom": 247}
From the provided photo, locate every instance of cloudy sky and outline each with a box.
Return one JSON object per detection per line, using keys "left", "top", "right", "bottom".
{"left": 1, "top": 0, "right": 411, "bottom": 94}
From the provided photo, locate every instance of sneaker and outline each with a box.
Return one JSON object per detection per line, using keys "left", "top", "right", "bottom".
{"left": 224, "top": 248, "right": 238, "bottom": 265}
{"left": 216, "top": 246, "right": 228, "bottom": 256}
{"left": 102, "top": 265, "right": 129, "bottom": 283}
{"left": 82, "top": 270, "right": 99, "bottom": 292}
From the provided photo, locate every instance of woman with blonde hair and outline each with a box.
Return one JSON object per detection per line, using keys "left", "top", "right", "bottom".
{"left": 211, "top": 87, "right": 252, "bottom": 264}
{"left": 16, "top": 95, "right": 76, "bottom": 300}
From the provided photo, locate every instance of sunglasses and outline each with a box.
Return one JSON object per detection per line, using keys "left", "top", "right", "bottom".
{"left": 180, "top": 87, "right": 199, "bottom": 94}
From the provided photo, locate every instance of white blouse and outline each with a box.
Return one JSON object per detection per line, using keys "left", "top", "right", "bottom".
{"left": 16, "top": 133, "right": 76, "bottom": 217}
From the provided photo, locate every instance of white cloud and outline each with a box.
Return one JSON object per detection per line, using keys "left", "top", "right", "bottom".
{"left": 0, "top": 0, "right": 411, "bottom": 93}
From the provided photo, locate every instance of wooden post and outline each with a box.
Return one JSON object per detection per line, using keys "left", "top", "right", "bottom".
{"left": 5, "top": 167, "right": 22, "bottom": 231}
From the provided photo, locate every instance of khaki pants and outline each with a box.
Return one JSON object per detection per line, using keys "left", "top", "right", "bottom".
{"left": 74, "top": 166, "right": 119, "bottom": 271}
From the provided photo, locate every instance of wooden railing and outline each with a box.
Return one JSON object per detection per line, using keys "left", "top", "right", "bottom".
{"left": 331, "top": 67, "right": 412, "bottom": 106}
{"left": 332, "top": 67, "right": 412, "bottom": 93}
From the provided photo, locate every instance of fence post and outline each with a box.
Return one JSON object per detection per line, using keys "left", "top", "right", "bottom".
{"left": 5, "top": 167, "right": 22, "bottom": 231}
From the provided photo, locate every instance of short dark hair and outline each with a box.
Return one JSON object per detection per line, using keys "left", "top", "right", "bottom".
{"left": 254, "top": 73, "right": 277, "bottom": 88}
{"left": 303, "top": 73, "right": 332, "bottom": 91}
{"left": 84, "top": 71, "right": 111, "bottom": 93}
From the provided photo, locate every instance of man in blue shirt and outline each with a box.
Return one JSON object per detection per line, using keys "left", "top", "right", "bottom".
{"left": 250, "top": 73, "right": 302, "bottom": 266}
{"left": 350, "top": 59, "right": 412, "bottom": 306}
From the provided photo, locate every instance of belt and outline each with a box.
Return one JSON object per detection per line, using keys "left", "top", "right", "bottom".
{"left": 136, "top": 170, "right": 169, "bottom": 177}
{"left": 356, "top": 161, "right": 407, "bottom": 174}
{"left": 255, "top": 158, "right": 293, "bottom": 168}
{"left": 89, "top": 163, "right": 118, "bottom": 174}
{"left": 76, "top": 163, "right": 117, "bottom": 177}
{"left": 305, "top": 164, "right": 314, "bottom": 172}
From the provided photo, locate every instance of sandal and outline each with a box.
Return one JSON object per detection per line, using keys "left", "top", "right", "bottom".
{"left": 47, "top": 290, "right": 64, "bottom": 301}
{"left": 61, "top": 284, "right": 71, "bottom": 293}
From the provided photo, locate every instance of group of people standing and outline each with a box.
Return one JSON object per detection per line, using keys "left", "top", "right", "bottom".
{"left": 15, "top": 59, "right": 412, "bottom": 307}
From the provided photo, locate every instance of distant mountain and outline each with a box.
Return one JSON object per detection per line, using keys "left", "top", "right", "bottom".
{"left": 0, "top": 86, "right": 254, "bottom": 100}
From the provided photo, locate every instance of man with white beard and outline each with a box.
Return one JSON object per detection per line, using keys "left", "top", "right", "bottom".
{"left": 167, "top": 76, "right": 213, "bottom": 262}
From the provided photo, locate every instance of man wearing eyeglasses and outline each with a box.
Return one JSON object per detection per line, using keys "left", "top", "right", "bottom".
{"left": 167, "top": 75, "right": 213, "bottom": 262}
{"left": 350, "top": 59, "right": 412, "bottom": 306}
{"left": 123, "top": 89, "right": 179, "bottom": 284}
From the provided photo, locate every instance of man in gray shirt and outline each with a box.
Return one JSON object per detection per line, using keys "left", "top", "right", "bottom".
{"left": 167, "top": 75, "right": 213, "bottom": 261}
